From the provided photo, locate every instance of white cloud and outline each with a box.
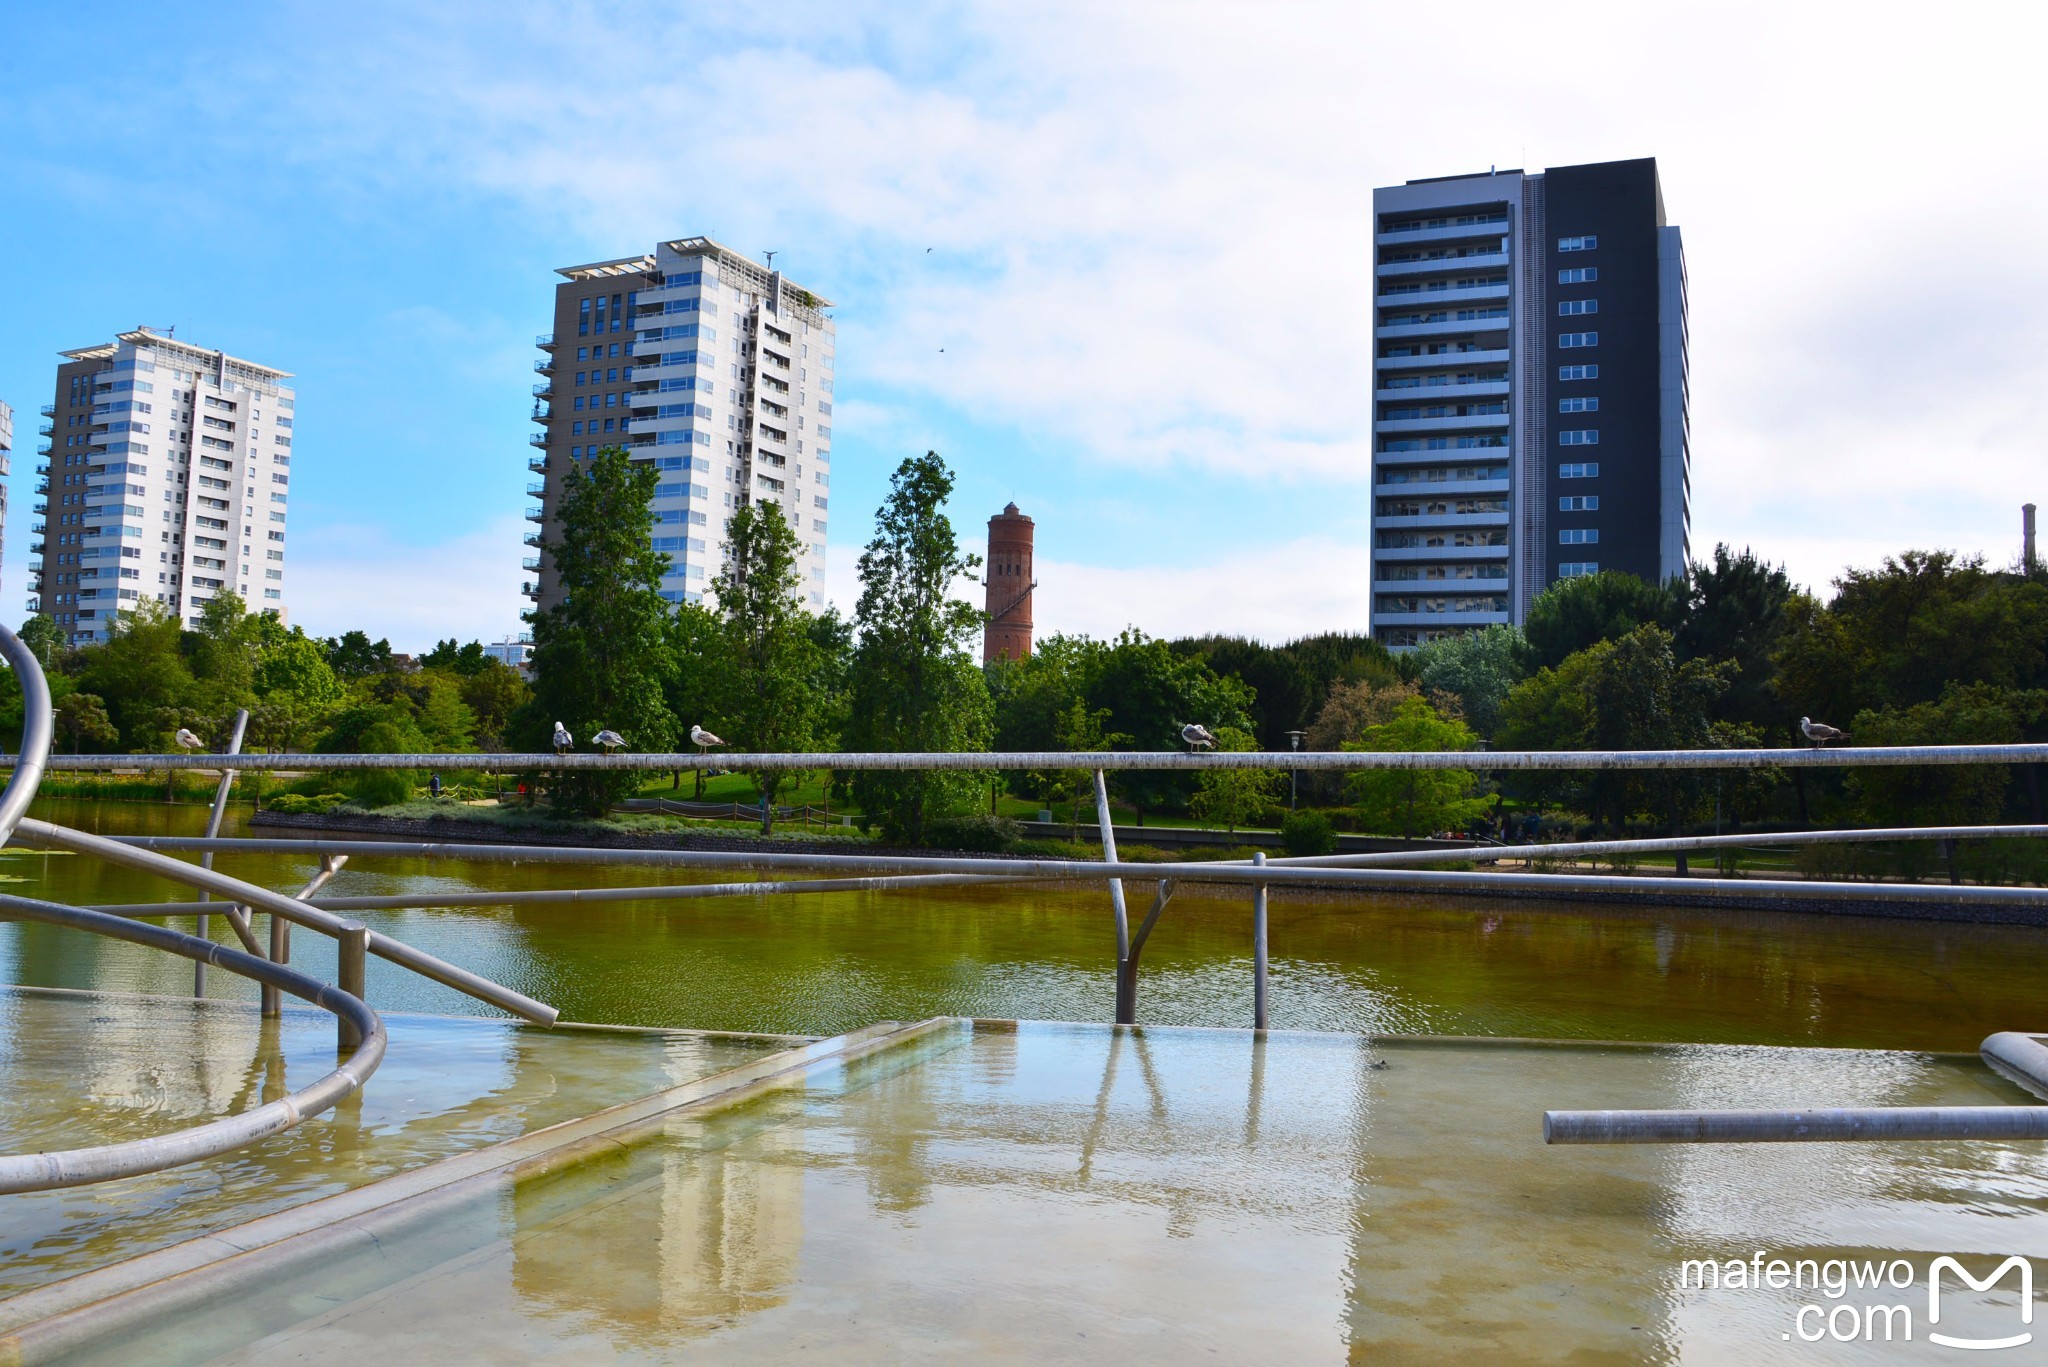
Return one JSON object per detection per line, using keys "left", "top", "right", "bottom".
{"left": 286, "top": 515, "right": 529, "bottom": 651}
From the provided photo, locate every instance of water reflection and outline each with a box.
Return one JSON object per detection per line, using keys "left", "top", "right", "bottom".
{"left": 8, "top": 798, "right": 2047, "bottom": 1050}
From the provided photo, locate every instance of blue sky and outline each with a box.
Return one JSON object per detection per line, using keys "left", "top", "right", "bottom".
{"left": 3, "top": 2, "right": 2044, "bottom": 650}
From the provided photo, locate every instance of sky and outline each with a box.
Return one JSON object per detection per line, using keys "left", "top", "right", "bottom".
{"left": 2, "top": 1, "right": 2044, "bottom": 651}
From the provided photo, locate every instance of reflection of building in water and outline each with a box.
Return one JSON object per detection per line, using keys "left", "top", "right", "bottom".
{"left": 512, "top": 1124, "right": 804, "bottom": 1341}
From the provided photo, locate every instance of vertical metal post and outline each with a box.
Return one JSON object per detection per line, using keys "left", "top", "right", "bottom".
{"left": 265, "top": 854, "right": 346, "bottom": 1018}
{"left": 194, "top": 708, "right": 249, "bottom": 996}
{"left": 1252, "top": 850, "right": 1269, "bottom": 1031}
{"left": 337, "top": 921, "right": 369, "bottom": 1051}
{"left": 1094, "top": 770, "right": 1131, "bottom": 1023}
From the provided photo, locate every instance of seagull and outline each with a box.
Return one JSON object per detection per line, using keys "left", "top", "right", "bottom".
{"left": 552, "top": 721, "right": 573, "bottom": 753}
{"left": 173, "top": 728, "right": 207, "bottom": 750}
{"left": 1179, "top": 722, "right": 1217, "bottom": 753}
{"left": 925, "top": 247, "right": 933, "bottom": 253}
{"left": 690, "top": 724, "right": 727, "bottom": 754}
{"left": 1799, "top": 716, "right": 1846, "bottom": 748}
{"left": 593, "top": 729, "right": 627, "bottom": 752}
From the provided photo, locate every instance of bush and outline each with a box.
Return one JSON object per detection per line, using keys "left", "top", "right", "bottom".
{"left": 1013, "top": 837, "right": 1094, "bottom": 859}
{"left": 265, "top": 792, "right": 349, "bottom": 814}
{"left": 924, "top": 813, "right": 1022, "bottom": 852}
{"left": 1281, "top": 811, "right": 1338, "bottom": 856}
{"left": 344, "top": 768, "right": 414, "bottom": 809}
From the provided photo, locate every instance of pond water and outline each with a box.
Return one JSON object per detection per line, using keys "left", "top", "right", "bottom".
{"left": 28, "top": 1022, "right": 2048, "bottom": 1365}
{"left": 3, "top": 799, "right": 2044, "bottom": 1051}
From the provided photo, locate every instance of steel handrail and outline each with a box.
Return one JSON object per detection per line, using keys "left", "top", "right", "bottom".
{"left": 0, "top": 895, "right": 386, "bottom": 1193}
{"left": 0, "top": 623, "right": 54, "bottom": 844}
{"left": 7, "top": 743, "right": 2048, "bottom": 772}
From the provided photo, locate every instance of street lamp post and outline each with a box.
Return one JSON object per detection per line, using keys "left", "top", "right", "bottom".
{"left": 1285, "top": 730, "right": 1305, "bottom": 810}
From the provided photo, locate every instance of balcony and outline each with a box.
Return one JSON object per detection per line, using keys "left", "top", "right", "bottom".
{"left": 521, "top": 581, "right": 538, "bottom": 599}
{"left": 528, "top": 456, "right": 548, "bottom": 474}
{"left": 1376, "top": 282, "right": 1509, "bottom": 310}
{"left": 32, "top": 501, "right": 47, "bottom": 515}
{"left": 533, "top": 357, "right": 555, "bottom": 375}
{"left": 525, "top": 507, "right": 546, "bottom": 524}
{"left": 31, "top": 522, "right": 46, "bottom": 535}
{"left": 1374, "top": 413, "right": 1511, "bottom": 435}
{"left": 523, "top": 531, "right": 544, "bottom": 548}
{"left": 528, "top": 432, "right": 547, "bottom": 448}
{"left": 1375, "top": 381, "right": 1510, "bottom": 401}
{"left": 1376, "top": 315, "right": 1511, "bottom": 342}
{"left": 517, "top": 631, "right": 534, "bottom": 644}
{"left": 536, "top": 333, "right": 556, "bottom": 350}
{"left": 526, "top": 482, "right": 546, "bottom": 497}
{"left": 1377, "top": 347, "right": 1512, "bottom": 371}
{"left": 1376, "top": 250, "right": 1510, "bottom": 279}
{"left": 1374, "top": 220, "right": 1509, "bottom": 249}
{"left": 532, "top": 381, "right": 554, "bottom": 398}
{"left": 39, "top": 404, "right": 56, "bottom": 418}
{"left": 531, "top": 403, "right": 552, "bottom": 425}
{"left": 522, "top": 556, "right": 541, "bottom": 572}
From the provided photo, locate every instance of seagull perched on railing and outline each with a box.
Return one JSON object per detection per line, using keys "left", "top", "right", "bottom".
{"left": 690, "top": 724, "right": 726, "bottom": 754}
{"left": 593, "top": 729, "right": 627, "bottom": 752}
{"left": 552, "top": 721, "right": 573, "bottom": 753}
{"left": 173, "top": 728, "right": 206, "bottom": 751}
{"left": 1799, "top": 716, "right": 1846, "bottom": 748}
{"left": 1179, "top": 722, "right": 1217, "bottom": 753}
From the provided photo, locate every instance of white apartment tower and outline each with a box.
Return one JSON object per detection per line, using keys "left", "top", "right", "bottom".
{"left": 528, "top": 237, "right": 834, "bottom": 612}
{"left": 34, "top": 329, "right": 295, "bottom": 643}
{"left": 0, "top": 400, "right": 11, "bottom": 599}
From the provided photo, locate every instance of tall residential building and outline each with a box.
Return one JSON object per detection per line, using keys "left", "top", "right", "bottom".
{"left": 528, "top": 237, "right": 835, "bottom": 613}
{"left": 33, "top": 328, "right": 295, "bottom": 644}
{"left": 0, "top": 400, "right": 11, "bottom": 600}
{"left": 1369, "top": 157, "right": 1688, "bottom": 649}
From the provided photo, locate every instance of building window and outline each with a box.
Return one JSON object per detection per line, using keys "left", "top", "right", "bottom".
{"left": 1558, "top": 462, "right": 1601, "bottom": 479}
{"left": 1558, "top": 267, "right": 1598, "bottom": 284}
{"left": 1558, "top": 495, "right": 1600, "bottom": 511}
{"left": 1557, "top": 299, "right": 1598, "bottom": 316}
{"left": 1558, "top": 397, "right": 1599, "bottom": 413}
{"left": 1557, "top": 235, "right": 1598, "bottom": 252}
{"left": 1558, "top": 562, "right": 1599, "bottom": 577}
{"left": 1558, "top": 430, "right": 1599, "bottom": 446}
{"left": 1559, "top": 365, "right": 1600, "bottom": 381}
{"left": 1558, "top": 332, "right": 1599, "bottom": 348}
{"left": 1559, "top": 528, "right": 1599, "bottom": 545}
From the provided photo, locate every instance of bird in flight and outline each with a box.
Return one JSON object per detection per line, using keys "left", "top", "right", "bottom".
{"left": 593, "top": 729, "right": 627, "bottom": 752}
{"left": 173, "top": 727, "right": 206, "bottom": 750}
{"left": 1180, "top": 722, "right": 1218, "bottom": 752}
{"left": 1799, "top": 716, "right": 1846, "bottom": 747}
{"left": 691, "top": 724, "right": 727, "bottom": 753}
{"left": 552, "top": 721, "right": 573, "bottom": 753}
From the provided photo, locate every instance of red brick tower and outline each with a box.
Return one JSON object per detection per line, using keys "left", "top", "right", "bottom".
{"left": 982, "top": 502, "right": 1035, "bottom": 663}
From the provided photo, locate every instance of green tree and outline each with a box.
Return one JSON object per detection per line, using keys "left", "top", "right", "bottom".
{"left": 323, "top": 630, "right": 395, "bottom": 681}
{"left": 525, "top": 446, "right": 679, "bottom": 814}
{"left": 1522, "top": 570, "right": 1678, "bottom": 672}
{"left": 1848, "top": 684, "right": 2046, "bottom": 827}
{"left": 421, "top": 639, "right": 493, "bottom": 676}
{"left": 1346, "top": 697, "right": 1485, "bottom": 838}
{"left": 1087, "top": 631, "right": 1254, "bottom": 820}
{"left": 844, "top": 453, "right": 993, "bottom": 843}
{"left": 1672, "top": 544, "right": 1794, "bottom": 731}
{"left": 713, "top": 499, "right": 820, "bottom": 829}
{"left": 54, "top": 693, "right": 118, "bottom": 753}
{"left": 1189, "top": 725, "right": 1277, "bottom": 833}
{"left": 660, "top": 600, "right": 730, "bottom": 795}
{"left": 18, "top": 616, "right": 63, "bottom": 670}
{"left": 74, "top": 599, "right": 197, "bottom": 748}
{"left": 458, "top": 660, "right": 531, "bottom": 751}
{"left": 247, "top": 628, "right": 345, "bottom": 750}
{"left": 1412, "top": 624, "right": 1525, "bottom": 737}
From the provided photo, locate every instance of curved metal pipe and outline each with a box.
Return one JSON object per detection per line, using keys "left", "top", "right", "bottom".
{"left": 0, "top": 621, "right": 56, "bottom": 846}
{"left": 1259, "top": 823, "right": 2048, "bottom": 870}
{"left": 15, "top": 819, "right": 560, "bottom": 1026}
{"left": 9, "top": 742, "right": 2048, "bottom": 772}
{"left": 0, "top": 894, "right": 385, "bottom": 1193}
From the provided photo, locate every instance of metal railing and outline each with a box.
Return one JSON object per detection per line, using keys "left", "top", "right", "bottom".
{"left": 9, "top": 743, "right": 2048, "bottom": 772}
{"left": 0, "top": 622, "right": 557, "bottom": 1191}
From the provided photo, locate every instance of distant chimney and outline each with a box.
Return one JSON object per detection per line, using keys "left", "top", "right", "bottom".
{"left": 2026, "top": 502, "right": 2039, "bottom": 573}
{"left": 982, "top": 503, "right": 1035, "bottom": 664}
